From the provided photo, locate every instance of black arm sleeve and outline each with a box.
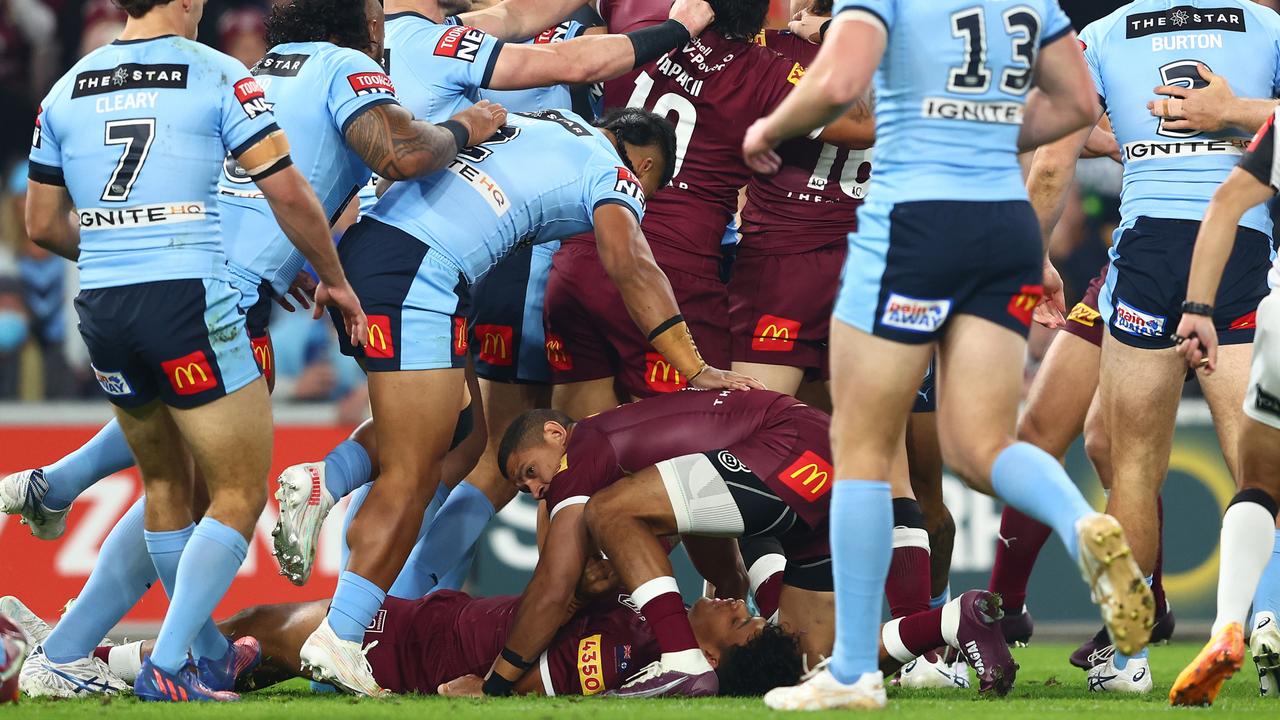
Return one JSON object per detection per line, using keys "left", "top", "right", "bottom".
{"left": 1240, "top": 113, "right": 1278, "bottom": 191}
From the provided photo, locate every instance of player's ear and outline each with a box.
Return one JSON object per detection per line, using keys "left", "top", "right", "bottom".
{"left": 544, "top": 420, "right": 567, "bottom": 446}
{"left": 703, "top": 648, "right": 720, "bottom": 669}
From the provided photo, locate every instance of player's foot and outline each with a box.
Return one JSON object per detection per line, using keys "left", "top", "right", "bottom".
{"left": 298, "top": 618, "right": 388, "bottom": 697}
{"left": 897, "top": 653, "right": 969, "bottom": 689}
{"left": 609, "top": 660, "right": 719, "bottom": 698}
{"left": 1170, "top": 622, "right": 1245, "bottom": 707}
{"left": 271, "top": 462, "right": 335, "bottom": 586}
{"left": 1070, "top": 627, "right": 1111, "bottom": 670}
{"left": 1251, "top": 612, "right": 1280, "bottom": 697}
{"left": 763, "top": 662, "right": 886, "bottom": 711}
{"left": 197, "top": 636, "right": 261, "bottom": 692}
{"left": 1152, "top": 603, "right": 1176, "bottom": 644}
{"left": 135, "top": 658, "right": 238, "bottom": 702}
{"left": 0, "top": 597, "right": 51, "bottom": 645}
{"left": 1076, "top": 513, "right": 1154, "bottom": 656}
{"left": 0, "top": 469, "right": 71, "bottom": 540}
{"left": 1087, "top": 654, "right": 1152, "bottom": 694}
{"left": 1001, "top": 607, "right": 1034, "bottom": 647}
{"left": 952, "top": 590, "right": 1016, "bottom": 696}
{"left": 18, "top": 645, "right": 128, "bottom": 698}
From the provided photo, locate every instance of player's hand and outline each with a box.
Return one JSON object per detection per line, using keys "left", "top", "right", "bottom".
{"left": 1034, "top": 259, "right": 1067, "bottom": 329}
{"left": 452, "top": 100, "right": 508, "bottom": 146}
{"left": 275, "top": 270, "right": 317, "bottom": 312}
{"left": 314, "top": 280, "right": 369, "bottom": 348}
{"left": 789, "top": 9, "right": 826, "bottom": 43}
{"left": 669, "top": 0, "right": 715, "bottom": 36}
{"left": 1148, "top": 63, "right": 1234, "bottom": 133}
{"left": 689, "top": 366, "right": 765, "bottom": 391}
{"left": 1174, "top": 313, "right": 1219, "bottom": 374}
{"left": 743, "top": 119, "right": 782, "bottom": 175}
{"left": 577, "top": 557, "right": 619, "bottom": 598}
{"left": 438, "top": 674, "right": 484, "bottom": 697}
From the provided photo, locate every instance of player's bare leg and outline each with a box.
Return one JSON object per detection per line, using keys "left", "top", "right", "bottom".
{"left": 552, "top": 377, "right": 623, "bottom": 420}
{"left": 731, "top": 361, "right": 805, "bottom": 396}
{"left": 906, "top": 412, "right": 953, "bottom": 603}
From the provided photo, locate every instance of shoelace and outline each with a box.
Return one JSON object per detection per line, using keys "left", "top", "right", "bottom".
{"left": 799, "top": 656, "right": 832, "bottom": 683}
{"left": 620, "top": 661, "right": 665, "bottom": 687}
{"left": 1088, "top": 644, "right": 1116, "bottom": 667}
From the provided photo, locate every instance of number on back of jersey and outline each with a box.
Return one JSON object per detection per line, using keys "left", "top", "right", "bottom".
{"left": 614, "top": 167, "right": 646, "bottom": 206}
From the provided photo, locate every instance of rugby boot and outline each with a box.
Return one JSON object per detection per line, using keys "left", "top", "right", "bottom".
{"left": 1001, "top": 607, "right": 1034, "bottom": 647}
{"left": 951, "top": 590, "right": 1016, "bottom": 696}
{"left": 608, "top": 660, "right": 719, "bottom": 698}
{"left": 1170, "top": 622, "right": 1245, "bottom": 707}
{"left": 272, "top": 462, "right": 335, "bottom": 586}
{"left": 298, "top": 618, "right": 388, "bottom": 697}
{"left": 763, "top": 660, "right": 886, "bottom": 711}
{"left": 19, "top": 645, "right": 128, "bottom": 698}
{"left": 1251, "top": 611, "right": 1280, "bottom": 697}
{"left": 197, "top": 636, "right": 261, "bottom": 692}
{"left": 1072, "top": 602, "right": 1175, "bottom": 670}
{"left": 1087, "top": 655, "right": 1153, "bottom": 694}
{"left": 1076, "top": 513, "right": 1154, "bottom": 656}
{"left": 135, "top": 658, "right": 238, "bottom": 702}
{"left": 0, "top": 597, "right": 50, "bottom": 645}
{"left": 0, "top": 469, "right": 71, "bottom": 540}
{"left": 897, "top": 653, "right": 969, "bottom": 689}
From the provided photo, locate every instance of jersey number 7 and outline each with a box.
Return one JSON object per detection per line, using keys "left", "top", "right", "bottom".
{"left": 101, "top": 118, "right": 156, "bottom": 202}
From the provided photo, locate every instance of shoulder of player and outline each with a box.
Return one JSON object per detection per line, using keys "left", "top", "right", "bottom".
{"left": 1078, "top": 2, "right": 1134, "bottom": 47}
{"left": 759, "top": 29, "right": 818, "bottom": 64}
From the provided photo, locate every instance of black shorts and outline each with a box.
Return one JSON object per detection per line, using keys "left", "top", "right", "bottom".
{"left": 469, "top": 242, "right": 556, "bottom": 383}
{"left": 913, "top": 358, "right": 936, "bottom": 413}
{"left": 1101, "top": 217, "right": 1271, "bottom": 350}
{"left": 76, "top": 278, "right": 260, "bottom": 409}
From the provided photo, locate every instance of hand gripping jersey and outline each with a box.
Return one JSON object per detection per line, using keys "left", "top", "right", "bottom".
{"left": 28, "top": 35, "right": 280, "bottom": 289}
{"left": 568, "top": 0, "right": 808, "bottom": 278}
{"left": 835, "top": 0, "right": 1074, "bottom": 204}
{"left": 739, "top": 29, "right": 871, "bottom": 252}
{"left": 1080, "top": 0, "right": 1280, "bottom": 235}
{"left": 366, "top": 110, "right": 645, "bottom": 283}
{"left": 218, "top": 42, "right": 399, "bottom": 297}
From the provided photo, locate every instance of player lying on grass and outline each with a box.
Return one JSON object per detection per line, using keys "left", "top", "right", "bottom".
{"left": 457, "top": 390, "right": 1016, "bottom": 699}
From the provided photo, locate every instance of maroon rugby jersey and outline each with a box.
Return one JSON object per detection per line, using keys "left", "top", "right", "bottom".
{"left": 544, "top": 389, "right": 830, "bottom": 528}
{"left": 564, "top": 0, "right": 803, "bottom": 278}
{"left": 738, "top": 30, "right": 872, "bottom": 254}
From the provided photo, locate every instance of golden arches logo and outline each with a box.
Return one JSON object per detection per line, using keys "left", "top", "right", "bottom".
{"left": 482, "top": 332, "right": 508, "bottom": 360}
{"left": 761, "top": 324, "right": 792, "bottom": 340}
{"left": 788, "top": 463, "right": 829, "bottom": 495}
{"left": 368, "top": 324, "right": 388, "bottom": 351}
{"left": 172, "top": 363, "right": 208, "bottom": 389}
{"left": 649, "top": 359, "right": 680, "bottom": 384}
{"left": 252, "top": 343, "right": 272, "bottom": 372}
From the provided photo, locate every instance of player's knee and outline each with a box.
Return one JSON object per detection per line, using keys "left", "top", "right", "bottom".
{"left": 926, "top": 502, "right": 956, "bottom": 547}
{"left": 1014, "top": 409, "right": 1051, "bottom": 449}
{"left": 1083, "top": 426, "right": 1111, "bottom": 475}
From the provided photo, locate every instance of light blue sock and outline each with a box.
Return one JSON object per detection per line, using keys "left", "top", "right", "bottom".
{"left": 41, "top": 419, "right": 135, "bottom": 511}
{"left": 322, "top": 440, "right": 373, "bottom": 501}
{"left": 930, "top": 585, "right": 951, "bottom": 610}
{"left": 147, "top": 518, "right": 246, "bottom": 672}
{"left": 829, "top": 480, "right": 892, "bottom": 684}
{"left": 328, "top": 571, "right": 386, "bottom": 642}
{"left": 43, "top": 498, "right": 155, "bottom": 663}
{"left": 388, "top": 482, "right": 451, "bottom": 598}
{"left": 991, "top": 442, "right": 1095, "bottom": 562}
{"left": 1114, "top": 575, "right": 1154, "bottom": 669}
{"left": 338, "top": 483, "right": 372, "bottom": 571}
{"left": 436, "top": 543, "right": 477, "bottom": 592}
{"left": 393, "top": 481, "right": 494, "bottom": 598}
{"left": 144, "top": 523, "right": 231, "bottom": 663}
{"left": 1253, "top": 529, "right": 1280, "bottom": 626}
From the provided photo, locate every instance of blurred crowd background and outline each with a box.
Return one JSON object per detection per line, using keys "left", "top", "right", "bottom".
{"left": 0, "top": 0, "right": 1275, "bottom": 409}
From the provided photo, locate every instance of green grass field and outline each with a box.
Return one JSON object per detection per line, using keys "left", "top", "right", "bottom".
{"left": 7, "top": 643, "right": 1274, "bottom": 718}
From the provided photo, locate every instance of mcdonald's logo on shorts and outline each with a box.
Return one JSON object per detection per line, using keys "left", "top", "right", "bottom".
{"left": 161, "top": 350, "right": 218, "bottom": 396}
{"left": 545, "top": 331, "right": 573, "bottom": 371}
{"left": 250, "top": 334, "right": 274, "bottom": 384}
{"left": 475, "top": 324, "right": 513, "bottom": 366}
{"left": 752, "top": 314, "right": 801, "bottom": 352}
{"left": 365, "top": 315, "right": 395, "bottom": 359}
{"left": 644, "top": 352, "right": 687, "bottom": 393}
{"left": 778, "top": 450, "right": 834, "bottom": 502}
{"left": 1006, "top": 285, "right": 1044, "bottom": 328}
{"left": 453, "top": 317, "right": 469, "bottom": 355}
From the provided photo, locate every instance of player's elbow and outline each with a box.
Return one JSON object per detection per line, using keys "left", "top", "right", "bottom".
{"left": 1063, "top": 89, "right": 1100, "bottom": 134}
{"left": 24, "top": 209, "right": 62, "bottom": 250}
{"left": 818, "top": 70, "right": 868, "bottom": 110}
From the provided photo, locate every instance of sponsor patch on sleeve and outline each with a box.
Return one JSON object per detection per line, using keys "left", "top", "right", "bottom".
{"left": 233, "top": 78, "right": 273, "bottom": 119}
{"left": 613, "top": 167, "right": 646, "bottom": 206}
{"left": 348, "top": 72, "right": 395, "bottom": 96}
{"left": 433, "top": 26, "right": 487, "bottom": 62}
{"left": 1112, "top": 299, "right": 1166, "bottom": 338}
{"left": 787, "top": 62, "right": 806, "bottom": 85}
{"left": 32, "top": 106, "right": 41, "bottom": 149}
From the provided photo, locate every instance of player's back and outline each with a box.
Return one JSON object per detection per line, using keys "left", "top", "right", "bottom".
{"left": 740, "top": 30, "right": 869, "bottom": 250}
{"left": 219, "top": 41, "right": 395, "bottom": 295}
{"left": 383, "top": 13, "right": 497, "bottom": 122}
{"left": 30, "top": 36, "right": 273, "bottom": 289}
{"left": 862, "top": 0, "right": 1074, "bottom": 205}
{"left": 367, "top": 110, "right": 644, "bottom": 282}
{"left": 1081, "top": 0, "right": 1280, "bottom": 234}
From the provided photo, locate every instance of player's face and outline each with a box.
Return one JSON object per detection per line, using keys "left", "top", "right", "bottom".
{"left": 688, "top": 598, "right": 766, "bottom": 657}
{"left": 505, "top": 423, "right": 569, "bottom": 500}
{"left": 183, "top": 0, "right": 206, "bottom": 40}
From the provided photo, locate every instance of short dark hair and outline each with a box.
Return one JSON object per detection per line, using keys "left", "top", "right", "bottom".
{"left": 715, "top": 625, "right": 805, "bottom": 696}
{"left": 265, "top": 0, "right": 374, "bottom": 52}
{"left": 113, "top": 0, "right": 176, "bottom": 19}
{"left": 594, "top": 108, "right": 678, "bottom": 189}
{"left": 709, "top": 0, "right": 770, "bottom": 41}
{"left": 496, "top": 409, "right": 575, "bottom": 480}
{"left": 810, "top": 0, "right": 834, "bottom": 16}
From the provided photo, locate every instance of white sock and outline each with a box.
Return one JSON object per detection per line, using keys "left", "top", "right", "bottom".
{"left": 940, "top": 597, "right": 961, "bottom": 647}
{"left": 108, "top": 641, "right": 145, "bottom": 682}
{"left": 1213, "top": 501, "right": 1278, "bottom": 634}
{"left": 660, "top": 648, "right": 713, "bottom": 674}
{"left": 880, "top": 618, "right": 914, "bottom": 663}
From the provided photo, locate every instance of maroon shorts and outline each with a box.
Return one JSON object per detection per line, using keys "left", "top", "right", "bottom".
{"left": 1063, "top": 264, "right": 1108, "bottom": 348}
{"left": 729, "top": 241, "right": 846, "bottom": 380}
{"left": 363, "top": 593, "right": 468, "bottom": 694}
{"left": 544, "top": 241, "right": 731, "bottom": 398}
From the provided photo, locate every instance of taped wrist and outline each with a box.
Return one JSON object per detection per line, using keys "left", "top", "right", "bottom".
{"left": 437, "top": 119, "right": 470, "bottom": 154}
{"left": 482, "top": 671, "right": 516, "bottom": 697}
{"left": 648, "top": 317, "right": 707, "bottom": 380}
{"left": 627, "top": 19, "right": 691, "bottom": 68}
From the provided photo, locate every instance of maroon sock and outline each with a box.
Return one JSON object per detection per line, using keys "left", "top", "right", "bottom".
{"left": 892, "top": 607, "right": 946, "bottom": 659}
{"left": 92, "top": 646, "right": 111, "bottom": 664}
{"left": 754, "top": 571, "right": 783, "bottom": 620}
{"left": 638, "top": 589, "right": 699, "bottom": 654}
{"left": 886, "top": 498, "right": 932, "bottom": 618}
{"left": 1152, "top": 497, "right": 1168, "bottom": 614}
{"left": 987, "top": 506, "right": 1052, "bottom": 614}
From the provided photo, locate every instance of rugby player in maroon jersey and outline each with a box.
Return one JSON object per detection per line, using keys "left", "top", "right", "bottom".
{"left": 543, "top": 0, "right": 874, "bottom": 419}
{"left": 460, "top": 390, "right": 1015, "bottom": 698}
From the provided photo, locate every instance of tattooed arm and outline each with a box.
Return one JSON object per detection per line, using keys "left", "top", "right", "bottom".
{"left": 344, "top": 100, "right": 507, "bottom": 181}
{"left": 813, "top": 89, "right": 875, "bottom": 150}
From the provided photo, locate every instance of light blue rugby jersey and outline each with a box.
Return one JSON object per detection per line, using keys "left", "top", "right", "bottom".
{"left": 834, "top": 0, "right": 1074, "bottom": 204}
{"left": 1081, "top": 1, "right": 1280, "bottom": 235}
{"left": 477, "top": 19, "right": 586, "bottom": 113}
{"left": 29, "top": 35, "right": 279, "bottom": 289}
{"left": 217, "top": 41, "right": 399, "bottom": 296}
{"left": 367, "top": 110, "right": 645, "bottom": 283}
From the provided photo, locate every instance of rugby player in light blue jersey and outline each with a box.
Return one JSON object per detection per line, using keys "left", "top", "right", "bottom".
{"left": 744, "top": 0, "right": 1151, "bottom": 709}
{"left": 20, "top": 0, "right": 368, "bottom": 702}
{"left": 1022, "top": 0, "right": 1280, "bottom": 693}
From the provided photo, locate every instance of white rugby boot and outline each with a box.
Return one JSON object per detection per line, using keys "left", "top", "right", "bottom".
{"left": 271, "top": 462, "right": 335, "bottom": 586}
{"left": 298, "top": 618, "right": 388, "bottom": 697}
{"left": 18, "top": 645, "right": 128, "bottom": 698}
{"left": 0, "top": 469, "right": 71, "bottom": 540}
{"left": 763, "top": 659, "right": 886, "bottom": 711}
